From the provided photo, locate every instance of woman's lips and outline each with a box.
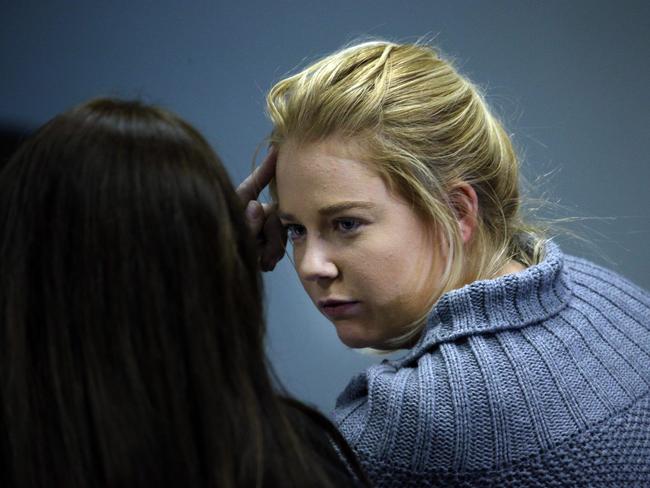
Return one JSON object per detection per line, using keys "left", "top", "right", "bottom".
{"left": 318, "top": 300, "right": 362, "bottom": 320}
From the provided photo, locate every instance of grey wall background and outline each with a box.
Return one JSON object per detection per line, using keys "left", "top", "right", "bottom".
{"left": 2, "top": 0, "right": 649, "bottom": 413}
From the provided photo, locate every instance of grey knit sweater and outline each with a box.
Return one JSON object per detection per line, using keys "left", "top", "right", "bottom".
{"left": 334, "top": 242, "right": 650, "bottom": 487}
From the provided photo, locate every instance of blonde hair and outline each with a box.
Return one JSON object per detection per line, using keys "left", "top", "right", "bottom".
{"left": 267, "top": 41, "right": 546, "bottom": 348}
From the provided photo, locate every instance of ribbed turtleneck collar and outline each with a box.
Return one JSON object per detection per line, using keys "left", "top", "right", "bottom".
{"left": 396, "top": 240, "right": 572, "bottom": 368}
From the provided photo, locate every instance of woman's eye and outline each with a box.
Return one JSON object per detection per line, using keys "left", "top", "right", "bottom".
{"left": 335, "top": 218, "right": 362, "bottom": 234}
{"left": 285, "top": 224, "right": 306, "bottom": 241}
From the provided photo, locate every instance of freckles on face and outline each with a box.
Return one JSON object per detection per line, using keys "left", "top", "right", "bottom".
{"left": 350, "top": 211, "right": 438, "bottom": 319}
{"left": 275, "top": 137, "right": 443, "bottom": 349}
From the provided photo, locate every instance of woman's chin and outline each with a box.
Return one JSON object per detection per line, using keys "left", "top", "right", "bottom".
{"left": 332, "top": 321, "right": 380, "bottom": 349}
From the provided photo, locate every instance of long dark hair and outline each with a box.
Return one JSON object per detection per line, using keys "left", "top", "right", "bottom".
{"left": 0, "top": 99, "right": 368, "bottom": 487}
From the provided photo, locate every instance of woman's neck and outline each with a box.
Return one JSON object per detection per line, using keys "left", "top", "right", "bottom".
{"left": 498, "top": 259, "right": 527, "bottom": 277}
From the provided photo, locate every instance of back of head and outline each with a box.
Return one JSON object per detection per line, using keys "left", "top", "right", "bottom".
{"left": 0, "top": 99, "right": 358, "bottom": 487}
{"left": 267, "top": 41, "right": 545, "bottom": 346}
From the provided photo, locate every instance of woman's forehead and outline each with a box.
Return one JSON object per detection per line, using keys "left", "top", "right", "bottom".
{"left": 277, "top": 140, "right": 383, "bottom": 195}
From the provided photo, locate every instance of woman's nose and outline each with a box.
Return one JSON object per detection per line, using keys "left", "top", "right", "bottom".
{"left": 297, "top": 239, "right": 338, "bottom": 282}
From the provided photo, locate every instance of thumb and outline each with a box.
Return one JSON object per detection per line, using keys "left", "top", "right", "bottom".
{"left": 245, "top": 200, "right": 264, "bottom": 236}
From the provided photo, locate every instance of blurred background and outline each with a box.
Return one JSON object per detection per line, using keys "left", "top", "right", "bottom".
{"left": 2, "top": 0, "right": 649, "bottom": 412}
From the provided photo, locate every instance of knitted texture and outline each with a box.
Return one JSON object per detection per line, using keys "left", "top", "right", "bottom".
{"left": 334, "top": 242, "right": 650, "bottom": 487}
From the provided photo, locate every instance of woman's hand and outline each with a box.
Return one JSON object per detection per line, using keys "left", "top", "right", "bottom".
{"left": 237, "top": 148, "right": 287, "bottom": 271}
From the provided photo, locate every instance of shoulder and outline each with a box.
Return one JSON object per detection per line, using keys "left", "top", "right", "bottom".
{"left": 561, "top": 254, "right": 650, "bottom": 347}
{"left": 563, "top": 254, "right": 650, "bottom": 309}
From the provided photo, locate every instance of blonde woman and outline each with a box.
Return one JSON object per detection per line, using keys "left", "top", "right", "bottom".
{"left": 239, "top": 41, "right": 650, "bottom": 486}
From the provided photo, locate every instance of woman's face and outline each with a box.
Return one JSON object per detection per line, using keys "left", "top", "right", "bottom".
{"left": 275, "top": 137, "right": 444, "bottom": 349}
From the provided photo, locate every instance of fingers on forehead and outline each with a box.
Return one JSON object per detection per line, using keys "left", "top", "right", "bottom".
{"left": 243, "top": 150, "right": 277, "bottom": 199}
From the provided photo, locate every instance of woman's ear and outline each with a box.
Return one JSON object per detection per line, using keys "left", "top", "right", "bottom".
{"left": 450, "top": 182, "right": 479, "bottom": 244}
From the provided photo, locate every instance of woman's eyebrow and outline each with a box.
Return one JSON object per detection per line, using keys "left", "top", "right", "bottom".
{"left": 277, "top": 201, "right": 376, "bottom": 221}
{"left": 277, "top": 210, "right": 296, "bottom": 221}
{"left": 318, "top": 201, "right": 376, "bottom": 216}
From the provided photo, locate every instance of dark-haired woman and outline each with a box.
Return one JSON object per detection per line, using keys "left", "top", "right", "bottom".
{"left": 0, "top": 99, "right": 370, "bottom": 487}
